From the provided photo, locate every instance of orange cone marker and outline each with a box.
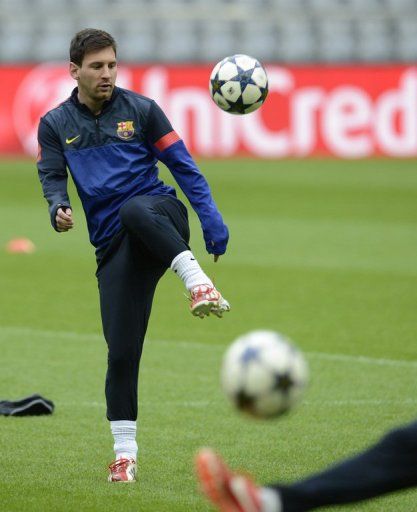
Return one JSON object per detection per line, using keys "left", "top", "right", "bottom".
{"left": 6, "top": 238, "right": 36, "bottom": 254}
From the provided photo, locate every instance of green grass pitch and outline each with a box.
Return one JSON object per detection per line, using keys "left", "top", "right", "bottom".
{"left": 0, "top": 158, "right": 416, "bottom": 511}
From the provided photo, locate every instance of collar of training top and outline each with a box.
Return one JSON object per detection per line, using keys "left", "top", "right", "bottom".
{"left": 70, "top": 86, "right": 119, "bottom": 116}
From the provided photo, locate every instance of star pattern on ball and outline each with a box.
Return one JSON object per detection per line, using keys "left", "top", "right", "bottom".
{"left": 236, "top": 390, "right": 255, "bottom": 411}
{"left": 240, "top": 346, "right": 260, "bottom": 364}
{"left": 212, "top": 67, "right": 258, "bottom": 109}
{"left": 211, "top": 78, "right": 222, "bottom": 93}
{"left": 273, "top": 371, "right": 294, "bottom": 394}
{"left": 233, "top": 67, "right": 257, "bottom": 90}
{"left": 260, "top": 87, "right": 268, "bottom": 102}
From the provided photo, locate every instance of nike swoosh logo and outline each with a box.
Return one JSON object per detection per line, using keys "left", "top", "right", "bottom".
{"left": 66, "top": 135, "right": 80, "bottom": 144}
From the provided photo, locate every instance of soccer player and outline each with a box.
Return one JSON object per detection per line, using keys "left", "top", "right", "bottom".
{"left": 196, "top": 419, "right": 417, "bottom": 511}
{"left": 37, "top": 28, "right": 230, "bottom": 482}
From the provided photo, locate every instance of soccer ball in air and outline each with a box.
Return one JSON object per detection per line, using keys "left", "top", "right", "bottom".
{"left": 209, "top": 54, "right": 268, "bottom": 114}
{"left": 221, "top": 330, "right": 308, "bottom": 419}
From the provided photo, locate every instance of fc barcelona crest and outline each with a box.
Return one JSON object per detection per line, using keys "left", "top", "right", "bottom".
{"left": 117, "top": 121, "right": 135, "bottom": 140}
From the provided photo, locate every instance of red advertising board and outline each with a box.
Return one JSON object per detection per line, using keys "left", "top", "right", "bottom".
{"left": 1, "top": 64, "right": 416, "bottom": 158}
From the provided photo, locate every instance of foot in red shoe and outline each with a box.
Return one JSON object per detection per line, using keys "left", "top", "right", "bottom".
{"left": 108, "top": 457, "right": 136, "bottom": 482}
{"left": 196, "top": 448, "right": 262, "bottom": 512}
{"left": 190, "top": 285, "right": 230, "bottom": 318}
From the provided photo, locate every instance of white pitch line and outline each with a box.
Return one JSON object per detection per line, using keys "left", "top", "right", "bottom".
{"left": 63, "top": 400, "right": 215, "bottom": 409}
{"left": 305, "top": 351, "right": 417, "bottom": 369}
{"left": 0, "top": 326, "right": 103, "bottom": 342}
{"left": 61, "top": 398, "right": 417, "bottom": 409}
{"left": 304, "top": 398, "right": 417, "bottom": 407}
{"left": 1, "top": 325, "right": 417, "bottom": 369}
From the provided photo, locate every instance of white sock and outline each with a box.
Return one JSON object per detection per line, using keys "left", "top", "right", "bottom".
{"left": 110, "top": 420, "right": 137, "bottom": 460}
{"left": 260, "top": 487, "right": 283, "bottom": 512}
{"left": 170, "top": 250, "right": 213, "bottom": 291}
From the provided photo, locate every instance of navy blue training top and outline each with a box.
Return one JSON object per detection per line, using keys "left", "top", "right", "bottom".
{"left": 37, "top": 86, "right": 228, "bottom": 254}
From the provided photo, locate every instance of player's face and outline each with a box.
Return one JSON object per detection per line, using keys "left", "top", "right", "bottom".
{"left": 71, "top": 46, "right": 117, "bottom": 104}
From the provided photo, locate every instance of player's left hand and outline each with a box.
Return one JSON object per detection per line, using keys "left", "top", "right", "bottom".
{"left": 56, "top": 207, "right": 74, "bottom": 232}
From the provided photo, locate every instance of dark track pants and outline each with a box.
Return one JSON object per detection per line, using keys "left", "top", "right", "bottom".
{"left": 275, "top": 420, "right": 417, "bottom": 511}
{"left": 96, "top": 195, "right": 190, "bottom": 421}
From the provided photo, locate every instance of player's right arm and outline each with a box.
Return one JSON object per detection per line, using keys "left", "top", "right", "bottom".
{"left": 37, "top": 118, "right": 73, "bottom": 232}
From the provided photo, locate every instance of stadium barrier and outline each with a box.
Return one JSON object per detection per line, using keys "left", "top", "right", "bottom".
{"left": 1, "top": 64, "right": 416, "bottom": 158}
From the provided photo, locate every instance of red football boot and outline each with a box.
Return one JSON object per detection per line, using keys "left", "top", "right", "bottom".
{"left": 196, "top": 449, "right": 262, "bottom": 512}
{"left": 108, "top": 457, "right": 136, "bottom": 482}
{"left": 190, "top": 285, "right": 230, "bottom": 318}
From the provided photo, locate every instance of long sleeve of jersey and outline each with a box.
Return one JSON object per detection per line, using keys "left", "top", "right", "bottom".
{"left": 37, "top": 118, "right": 71, "bottom": 230}
{"left": 146, "top": 101, "right": 229, "bottom": 255}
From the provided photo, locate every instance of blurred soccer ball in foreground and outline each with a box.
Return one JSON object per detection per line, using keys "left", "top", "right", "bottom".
{"left": 209, "top": 54, "right": 268, "bottom": 114}
{"left": 221, "top": 330, "right": 308, "bottom": 419}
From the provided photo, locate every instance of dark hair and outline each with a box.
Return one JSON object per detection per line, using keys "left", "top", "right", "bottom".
{"left": 70, "top": 28, "right": 117, "bottom": 66}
